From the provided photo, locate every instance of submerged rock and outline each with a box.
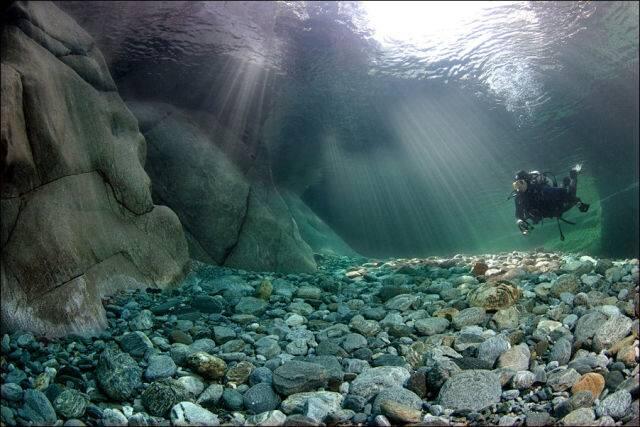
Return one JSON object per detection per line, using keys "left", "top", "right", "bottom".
{"left": 142, "top": 378, "right": 190, "bottom": 417}
{"left": 437, "top": 370, "right": 501, "bottom": 411}
{"left": 96, "top": 349, "right": 142, "bottom": 401}
{"left": 467, "top": 281, "right": 521, "bottom": 311}
{"left": 187, "top": 352, "right": 227, "bottom": 380}
{"left": 170, "top": 402, "right": 220, "bottom": 426}
{"left": 349, "top": 366, "right": 411, "bottom": 401}
{"left": 273, "top": 361, "right": 328, "bottom": 396}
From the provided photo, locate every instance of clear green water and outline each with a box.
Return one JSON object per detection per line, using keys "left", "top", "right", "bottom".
{"left": 59, "top": 0, "right": 639, "bottom": 259}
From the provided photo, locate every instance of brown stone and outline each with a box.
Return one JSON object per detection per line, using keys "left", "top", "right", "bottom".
{"left": 187, "top": 352, "right": 227, "bottom": 380}
{"left": 433, "top": 307, "right": 459, "bottom": 321}
{"left": 467, "top": 281, "right": 522, "bottom": 311}
{"left": 617, "top": 345, "right": 638, "bottom": 368}
{"left": 571, "top": 373, "right": 605, "bottom": 400}
{"left": 471, "top": 261, "right": 488, "bottom": 276}
{"left": 226, "top": 361, "right": 255, "bottom": 384}
{"left": 609, "top": 335, "right": 636, "bottom": 355}
{"left": 380, "top": 400, "right": 422, "bottom": 424}
{"left": 256, "top": 280, "right": 273, "bottom": 300}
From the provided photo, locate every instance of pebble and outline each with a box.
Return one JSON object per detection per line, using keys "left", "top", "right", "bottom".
{"left": 187, "top": 351, "right": 226, "bottom": 379}
{"left": 273, "top": 361, "right": 328, "bottom": 396}
{"left": 596, "top": 390, "right": 632, "bottom": 419}
{"left": 243, "top": 383, "right": 281, "bottom": 414}
{"left": 101, "top": 408, "right": 128, "bottom": 426}
{"left": 437, "top": 370, "right": 501, "bottom": 411}
{"left": 571, "top": 372, "right": 605, "bottom": 399}
{"left": 144, "top": 354, "right": 177, "bottom": 381}
{"left": 96, "top": 349, "right": 142, "bottom": 401}
{"left": 53, "top": 389, "right": 87, "bottom": 419}
{"left": 170, "top": 402, "right": 220, "bottom": 426}
{"left": 1, "top": 252, "right": 637, "bottom": 427}
{"left": 498, "top": 343, "right": 530, "bottom": 371}
{"left": 562, "top": 407, "right": 595, "bottom": 425}
{"left": 17, "top": 389, "right": 57, "bottom": 424}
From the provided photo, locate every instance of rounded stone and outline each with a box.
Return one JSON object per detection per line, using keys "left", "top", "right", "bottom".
{"left": 243, "top": 383, "right": 281, "bottom": 414}
{"left": 170, "top": 402, "right": 220, "bottom": 426}
{"left": 452, "top": 307, "right": 486, "bottom": 329}
{"left": 596, "top": 390, "right": 632, "bottom": 419}
{"left": 222, "top": 388, "right": 244, "bottom": 411}
{"left": 144, "top": 354, "right": 177, "bottom": 381}
{"left": 349, "top": 366, "right": 411, "bottom": 402}
{"left": 141, "top": 379, "right": 190, "bottom": 417}
{"left": 571, "top": 373, "right": 605, "bottom": 400}
{"left": 372, "top": 386, "right": 422, "bottom": 415}
{"left": 226, "top": 361, "right": 255, "bottom": 384}
{"left": 414, "top": 317, "right": 450, "bottom": 336}
{"left": 187, "top": 351, "right": 226, "bottom": 380}
{"left": 562, "top": 408, "right": 595, "bottom": 426}
{"left": 53, "top": 389, "right": 87, "bottom": 419}
{"left": 249, "top": 367, "right": 273, "bottom": 385}
{"left": 437, "top": 370, "right": 501, "bottom": 412}
{"left": 96, "top": 349, "right": 142, "bottom": 401}
{"left": 273, "top": 361, "right": 328, "bottom": 396}
{"left": 17, "top": 389, "right": 57, "bottom": 425}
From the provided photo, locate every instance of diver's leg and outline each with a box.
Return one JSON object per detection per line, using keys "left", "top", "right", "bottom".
{"left": 568, "top": 169, "right": 578, "bottom": 198}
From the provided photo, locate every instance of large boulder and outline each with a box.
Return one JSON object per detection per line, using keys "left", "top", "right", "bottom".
{"left": 1, "top": 1, "right": 188, "bottom": 337}
{"left": 281, "top": 190, "right": 358, "bottom": 257}
{"left": 128, "top": 101, "right": 317, "bottom": 273}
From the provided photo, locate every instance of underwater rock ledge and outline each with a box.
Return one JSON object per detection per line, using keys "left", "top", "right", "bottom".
{"left": 1, "top": 1, "right": 189, "bottom": 337}
{"left": 0, "top": 251, "right": 638, "bottom": 426}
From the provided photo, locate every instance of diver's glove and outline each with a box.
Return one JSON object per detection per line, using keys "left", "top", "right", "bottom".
{"left": 571, "top": 163, "right": 583, "bottom": 177}
{"left": 517, "top": 219, "right": 533, "bottom": 235}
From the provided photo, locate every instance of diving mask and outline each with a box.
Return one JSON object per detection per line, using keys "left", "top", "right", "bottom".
{"left": 513, "top": 179, "right": 527, "bottom": 192}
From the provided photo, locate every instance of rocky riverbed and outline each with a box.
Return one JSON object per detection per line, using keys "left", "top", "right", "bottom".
{"left": 1, "top": 251, "right": 639, "bottom": 426}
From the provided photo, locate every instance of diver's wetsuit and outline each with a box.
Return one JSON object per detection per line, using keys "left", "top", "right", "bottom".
{"left": 515, "top": 170, "right": 579, "bottom": 225}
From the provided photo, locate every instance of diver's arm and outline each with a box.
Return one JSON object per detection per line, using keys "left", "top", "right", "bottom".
{"left": 514, "top": 197, "right": 531, "bottom": 234}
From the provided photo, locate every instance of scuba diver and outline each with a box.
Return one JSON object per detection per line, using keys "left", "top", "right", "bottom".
{"left": 509, "top": 164, "right": 590, "bottom": 240}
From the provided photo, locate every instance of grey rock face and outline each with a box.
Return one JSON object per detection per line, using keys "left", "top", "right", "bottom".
{"left": 128, "top": 101, "right": 318, "bottom": 273}
{"left": 547, "top": 368, "right": 581, "bottom": 392}
{"left": 96, "top": 349, "right": 142, "bottom": 401}
{"left": 101, "top": 408, "right": 128, "bottom": 426}
{"left": 437, "top": 370, "right": 501, "bottom": 411}
{"left": 196, "top": 384, "right": 224, "bottom": 409}
{"left": 129, "top": 310, "right": 155, "bottom": 331}
{"left": 562, "top": 407, "right": 595, "bottom": 426}
{"left": 574, "top": 311, "right": 607, "bottom": 344}
{"left": 477, "top": 335, "right": 510, "bottom": 366}
{"left": 0, "top": 1, "right": 188, "bottom": 338}
{"left": 593, "top": 315, "right": 633, "bottom": 352}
